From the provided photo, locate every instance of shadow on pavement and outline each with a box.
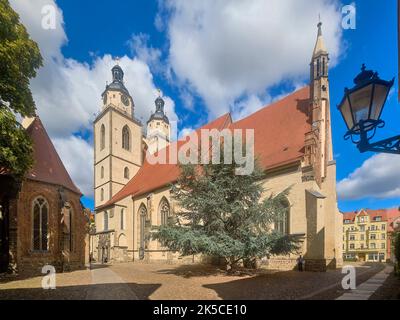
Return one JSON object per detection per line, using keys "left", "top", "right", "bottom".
{"left": 0, "top": 282, "right": 161, "bottom": 300}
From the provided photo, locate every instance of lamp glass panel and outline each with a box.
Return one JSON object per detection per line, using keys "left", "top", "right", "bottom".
{"left": 370, "top": 84, "right": 390, "bottom": 121}
{"left": 339, "top": 97, "right": 354, "bottom": 130}
{"left": 349, "top": 84, "right": 373, "bottom": 123}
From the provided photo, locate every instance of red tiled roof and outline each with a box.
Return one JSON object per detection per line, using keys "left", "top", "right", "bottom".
{"left": 342, "top": 208, "right": 400, "bottom": 231}
{"left": 25, "top": 117, "right": 81, "bottom": 195}
{"left": 231, "top": 86, "right": 311, "bottom": 170}
{"left": 99, "top": 86, "right": 311, "bottom": 210}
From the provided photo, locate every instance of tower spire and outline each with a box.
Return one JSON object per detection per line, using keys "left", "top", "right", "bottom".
{"left": 312, "top": 21, "right": 327, "bottom": 58}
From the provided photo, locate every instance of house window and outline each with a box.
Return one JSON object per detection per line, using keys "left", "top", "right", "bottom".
{"left": 370, "top": 234, "right": 376, "bottom": 240}
{"left": 159, "top": 198, "right": 170, "bottom": 226}
{"left": 274, "top": 198, "right": 290, "bottom": 235}
{"left": 360, "top": 244, "right": 364, "bottom": 249}
{"left": 120, "top": 209, "right": 125, "bottom": 230}
{"left": 350, "top": 235, "right": 355, "bottom": 241}
{"left": 350, "top": 243, "right": 355, "bottom": 249}
{"left": 104, "top": 211, "right": 108, "bottom": 231}
{"left": 100, "top": 124, "right": 105, "bottom": 150}
{"left": 122, "top": 125, "right": 131, "bottom": 151}
{"left": 360, "top": 225, "right": 365, "bottom": 232}
{"left": 374, "top": 216, "right": 382, "bottom": 222}
{"left": 124, "top": 167, "right": 129, "bottom": 179}
{"left": 360, "top": 234, "right": 365, "bottom": 240}
{"left": 101, "top": 166, "right": 104, "bottom": 179}
{"left": 381, "top": 243, "right": 385, "bottom": 249}
{"left": 381, "top": 224, "right": 386, "bottom": 231}
{"left": 370, "top": 243, "right": 376, "bottom": 249}
{"left": 32, "top": 197, "right": 49, "bottom": 251}
{"left": 382, "top": 233, "right": 386, "bottom": 240}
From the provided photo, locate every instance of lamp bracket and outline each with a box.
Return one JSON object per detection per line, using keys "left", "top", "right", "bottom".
{"left": 345, "top": 120, "right": 400, "bottom": 154}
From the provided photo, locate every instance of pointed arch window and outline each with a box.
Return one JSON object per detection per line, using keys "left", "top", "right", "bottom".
{"left": 122, "top": 125, "right": 131, "bottom": 151}
{"left": 120, "top": 209, "right": 125, "bottom": 230}
{"left": 104, "top": 211, "right": 108, "bottom": 231}
{"left": 124, "top": 167, "right": 129, "bottom": 179}
{"left": 101, "top": 166, "right": 104, "bottom": 179}
{"left": 139, "top": 204, "right": 147, "bottom": 259}
{"left": 32, "top": 196, "right": 49, "bottom": 251}
{"left": 274, "top": 198, "right": 290, "bottom": 235}
{"left": 100, "top": 124, "right": 105, "bottom": 150}
{"left": 100, "top": 188, "right": 104, "bottom": 201}
{"left": 63, "top": 205, "right": 73, "bottom": 252}
{"left": 159, "top": 198, "right": 170, "bottom": 226}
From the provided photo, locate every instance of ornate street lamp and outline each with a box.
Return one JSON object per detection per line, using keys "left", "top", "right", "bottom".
{"left": 338, "top": 64, "right": 398, "bottom": 154}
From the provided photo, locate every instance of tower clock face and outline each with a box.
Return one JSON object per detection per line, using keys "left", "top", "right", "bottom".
{"left": 121, "top": 94, "right": 129, "bottom": 106}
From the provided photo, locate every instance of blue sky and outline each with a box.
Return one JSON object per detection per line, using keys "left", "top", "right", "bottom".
{"left": 10, "top": 0, "right": 399, "bottom": 212}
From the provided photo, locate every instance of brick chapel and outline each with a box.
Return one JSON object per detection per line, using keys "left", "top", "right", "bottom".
{"left": 0, "top": 117, "right": 88, "bottom": 274}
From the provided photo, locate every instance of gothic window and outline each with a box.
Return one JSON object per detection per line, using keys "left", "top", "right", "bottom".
{"left": 274, "top": 198, "right": 290, "bottom": 235}
{"left": 122, "top": 125, "right": 131, "bottom": 151}
{"left": 159, "top": 198, "right": 170, "bottom": 226}
{"left": 104, "top": 211, "right": 108, "bottom": 231}
{"left": 32, "top": 196, "right": 49, "bottom": 251}
{"left": 316, "top": 59, "right": 321, "bottom": 77}
{"left": 139, "top": 204, "right": 147, "bottom": 259}
{"left": 322, "top": 57, "right": 326, "bottom": 76}
{"left": 124, "top": 167, "right": 129, "bottom": 179}
{"left": 100, "top": 124, "right": 105, "bottom": 150}
{"left": 101, "top": 166, "right": 104, "bottom": 179}
{"left": 101, "top": 188, "right": 104, "bottom": 201}
{"left": 120, "top": 209, "right": 125, "bottom": 230}
{"left": 63, "top": 205, "right": 73, "bottom": 252}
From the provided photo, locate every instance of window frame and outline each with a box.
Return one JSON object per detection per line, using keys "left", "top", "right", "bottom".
{"left": 32, "top": 196, "right": 49, "bottom": 252}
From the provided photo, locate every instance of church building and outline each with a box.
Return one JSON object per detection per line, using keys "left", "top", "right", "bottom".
{"left": 91, "top": 23, "right": 343, "bottom": 271}
{"left": 0, "top": 117, "right": 88, "bottom": 274}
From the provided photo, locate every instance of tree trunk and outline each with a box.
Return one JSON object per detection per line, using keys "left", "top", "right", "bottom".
{"left": 226, "top": 256, "right": 240, "bottom": 273}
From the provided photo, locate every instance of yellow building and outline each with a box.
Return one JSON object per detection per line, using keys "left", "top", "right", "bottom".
{"left": 343, "top": 209, "right": 393, "bottom": 262}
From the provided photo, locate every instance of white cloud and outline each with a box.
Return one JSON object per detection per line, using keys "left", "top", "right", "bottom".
{"left": 178, "top": 127, "right": 195, "bottom": 139}
{"left": 162, "top": 0, "right": 343, "bottom": 119}
{"left": 10, "top": 0, "right": 178, "bottom": 199}
{"left": 53, "top": 136, "right": 93, "bottom": 197}
{"left": 337, "top": 154, "right": 400, "bottom": 200}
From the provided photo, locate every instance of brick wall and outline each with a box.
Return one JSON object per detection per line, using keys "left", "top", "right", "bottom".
{"left": 10, "top": 179, "right": 87, "bottom": 275}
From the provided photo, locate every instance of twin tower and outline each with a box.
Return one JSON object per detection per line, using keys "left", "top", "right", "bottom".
{"left": 93, "top": 64, "right": 170, "bottom": 208}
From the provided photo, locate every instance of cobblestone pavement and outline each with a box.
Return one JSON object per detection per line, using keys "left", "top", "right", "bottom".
{"left": 369, "top": 270, "right": 400, "bottom": 300}
{"left": 85, "top": 264, "right": 138, "bottom": 300}
{"left": 0, "top": 268, "right": 92, "bottom": 300}
{"left": 0, "top": 262, "right": 386, "bottom": 300}
{"left": 336, "top": 266, "right": 392, "bottom": 300}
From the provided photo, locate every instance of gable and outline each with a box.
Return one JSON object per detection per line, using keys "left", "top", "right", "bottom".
{"left": 25, "top": 117, "right": 81, "bottom": 195}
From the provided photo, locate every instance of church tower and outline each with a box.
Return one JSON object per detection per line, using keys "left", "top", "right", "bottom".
{"left": 145, "top": 92, "right": 170, "bottom": 155}
{"left": 309, "top": 22, "right": 333, "bottom": 185}
{"left": 93, "top": 63, "right": 143, "bottom": 208}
